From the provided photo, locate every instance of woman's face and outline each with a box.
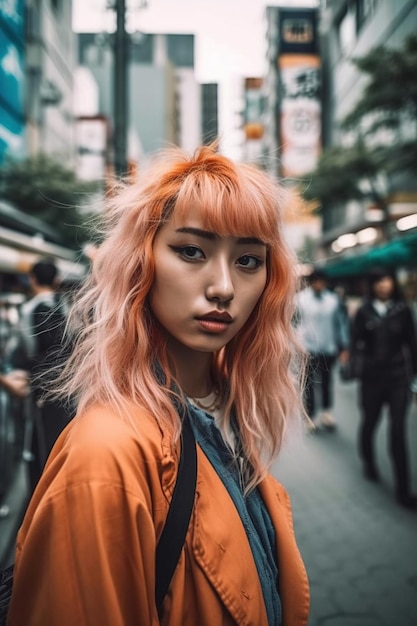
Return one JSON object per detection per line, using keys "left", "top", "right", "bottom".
{"left": 373, "top": 276, "right": 394, "bottom": 301}
{"left": 149, "top": 206, "right": 267, "bottom": 357}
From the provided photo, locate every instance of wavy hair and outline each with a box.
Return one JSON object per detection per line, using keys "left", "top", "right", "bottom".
{"left": 58, "top": 144, "right": 305, "bottom": 491}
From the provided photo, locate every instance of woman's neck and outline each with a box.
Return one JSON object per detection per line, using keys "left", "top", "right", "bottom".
{"left": 165, "top": 337, "right": 214, "bottom": 398}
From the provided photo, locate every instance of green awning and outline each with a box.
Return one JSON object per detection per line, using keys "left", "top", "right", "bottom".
{"left": 324, "top": 232, "right": 417, "bottom": 278}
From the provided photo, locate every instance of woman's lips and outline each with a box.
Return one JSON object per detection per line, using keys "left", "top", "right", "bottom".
{"left": 197, "top": 319, "right": 231, "bottom": 333}
{"left": 196, "top": 313, "right": 233, "bottom": 333}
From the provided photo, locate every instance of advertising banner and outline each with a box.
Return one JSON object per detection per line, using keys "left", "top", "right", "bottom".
{"left": 279, "top": 53, "right": 321, "bottom": 178}
{"left": 0, "top": 0, "right": 24, "bottom": 41}
{"left": 244, "top": 77, "right": 264, "bottom": 141}
{"left": 0, "top": 0, "right": 25, "bottom": 163}
{"left": 277, "top": 8, "right": 321, "bottom": 178}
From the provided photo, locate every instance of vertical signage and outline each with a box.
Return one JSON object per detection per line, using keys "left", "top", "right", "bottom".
{"left": 0, "top": 0, "right": 25, "bottom": 163}
{"left": 244, "top": 77, "right": 264, "bottom": 140}
{"left": 277, "top": 9, "right": 321, "bottom": 178}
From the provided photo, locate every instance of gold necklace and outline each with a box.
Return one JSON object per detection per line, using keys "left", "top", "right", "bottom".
{"left": 189, "top": 389, "right": 222, "bottom": 412}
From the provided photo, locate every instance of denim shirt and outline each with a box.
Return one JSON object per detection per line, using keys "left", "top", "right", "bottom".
{"left": 187, "top": 401, "right": 282, "bottom": 626}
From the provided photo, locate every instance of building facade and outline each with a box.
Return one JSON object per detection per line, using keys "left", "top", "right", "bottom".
{"left": 318, "top": 0, "right": 417, "bottom": 274}
{"left": 0, "top": 0, "right": 76, "bottom": 165}
{"left": 26, "top": 0, "right": 76, "bottom": 159}
{"left": 77, "top": 32, "right": 205, "bottom": 171}
{"left": 263, "top": 1, "right": 417, "bottom": 275}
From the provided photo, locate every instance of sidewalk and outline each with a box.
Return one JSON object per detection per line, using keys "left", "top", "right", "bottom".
{"left": 273, "top": 376, "right": 417, "bottom": 626}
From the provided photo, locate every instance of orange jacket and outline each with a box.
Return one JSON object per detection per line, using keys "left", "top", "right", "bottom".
{"left": 8, "top": 404, "right": 309, "bottom": 626}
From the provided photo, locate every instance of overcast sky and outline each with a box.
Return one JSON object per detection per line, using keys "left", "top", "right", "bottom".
{"left": 73, "top": 0, "right": 318, "bottom": 82}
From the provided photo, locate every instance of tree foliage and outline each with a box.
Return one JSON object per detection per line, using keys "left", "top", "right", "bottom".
{"left": 342, "top": 34, "right": 417, "bottom": 136}
{"left": 302, "top": 142, "right": 381, "bottom": 207}
{"left": 0, "top": 154, "right": 100, "bottom": 249}
{"left": 302, "top": 34, "right": 417, "bottom": 214}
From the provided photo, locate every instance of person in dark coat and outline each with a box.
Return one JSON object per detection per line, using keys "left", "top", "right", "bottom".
{"left": 351, "top": 268, "right": 417, "bottom": 509}
{"left": 12, "top": 260, "right": 73, "bottom": 494}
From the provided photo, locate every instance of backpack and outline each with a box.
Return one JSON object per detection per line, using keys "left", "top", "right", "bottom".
{"left": 11, "top": 294, "right": 67, "bottom": 376}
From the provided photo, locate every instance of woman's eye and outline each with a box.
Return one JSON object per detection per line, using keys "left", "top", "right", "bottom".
{"left": 238, "top": 255, "right": 264, "bottom": 270}
{"left": 171, "top": 245, "right": 204, "bottom": 261}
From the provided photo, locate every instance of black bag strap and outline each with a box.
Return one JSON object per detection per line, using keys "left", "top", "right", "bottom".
{"left": 0, "top": 563, "right": 14, "bottom": 626}
{"left": 155, "top": 410, "right": 197, "bottom": 616}
{"left": 0, "top": 412, "right": 197, "bottom": 624}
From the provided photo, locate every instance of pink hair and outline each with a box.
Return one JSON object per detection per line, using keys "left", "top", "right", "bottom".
{"left": 59, "top": 144, "right": 305, "bottom": 491}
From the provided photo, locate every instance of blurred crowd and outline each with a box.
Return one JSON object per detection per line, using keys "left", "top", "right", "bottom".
{"left": 296, "top": 266, "right": 417, "bottom": 510}
{"left": 0, "top": 259, "right": 77, "bottom": 522}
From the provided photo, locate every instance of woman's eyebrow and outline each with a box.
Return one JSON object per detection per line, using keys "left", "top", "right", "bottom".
{"left": 237, "top": 237, "right": 266, "bottom": 246}
{"left": 175, "top": 227, "right": 265, "bottom": 246}
{"left": 175, "top": 227, "right": 215, "bottom": 240}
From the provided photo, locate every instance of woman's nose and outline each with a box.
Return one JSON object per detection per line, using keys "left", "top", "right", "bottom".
{"left": 206, "top": 259, "right": 234, "bottom": 303}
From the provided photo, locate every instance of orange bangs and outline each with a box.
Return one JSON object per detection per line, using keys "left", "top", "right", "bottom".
{"left": 153, "top": 147, "right": 286, "bottom": 248}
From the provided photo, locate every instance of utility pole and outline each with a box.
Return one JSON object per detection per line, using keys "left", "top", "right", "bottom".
{"left": 113, "top": 0, "right": 128, "bottom": 177}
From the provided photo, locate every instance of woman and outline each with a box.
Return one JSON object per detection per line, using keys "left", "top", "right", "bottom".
{"left": 351, "top": 268, "right": 417, "bottom": 510}
{"left": 7, "top": 145, "right": 309, "bottom": 625}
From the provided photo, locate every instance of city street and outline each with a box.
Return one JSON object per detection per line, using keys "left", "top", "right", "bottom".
{"left": 273, "top": 375, "right": 417, "bottom": 626}
{"left": 1, "top": 0, "right": 417, "bottom": 623}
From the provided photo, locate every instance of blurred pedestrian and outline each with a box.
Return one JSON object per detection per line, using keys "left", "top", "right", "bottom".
{"left": 10, "top": 259, "right": 73, "bottom": 494}
{"left": 296, "top": 268, "right": 350, "bottom": 430}
{"left": 0, "top": 369, "right": 29, "bottom": 398}
{"left": 351, "top": 268, "right": 417, "bottom": 510}
{"left": 7, "top": 145, "right": 310, "bottom": 625}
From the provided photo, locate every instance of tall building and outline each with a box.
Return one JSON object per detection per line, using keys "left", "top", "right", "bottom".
{"left": 77, "top": 32, "right": 203, "bottom": 169}
{"left": 318, "top": 0, "right": 417, "bottom": 270}
{"left": 0, "top": 0, "right": 76, "bottom": 164}
{"left": 26, "top": 0, "right": 76, "bottom": 159}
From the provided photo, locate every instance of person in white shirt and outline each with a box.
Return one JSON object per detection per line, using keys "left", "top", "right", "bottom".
{"left": 296, "top": 269, "right": 350, "bottom": 430}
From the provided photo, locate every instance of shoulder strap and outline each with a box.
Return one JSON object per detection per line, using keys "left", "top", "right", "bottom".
{"left": 155, "top": 410, "right": 197, "bottom": 616}
{"left": 0, "top": 564, "right": 14, "bottom": 626}
{"left": 0, "top": 413, "right": 197, "bottom": 623}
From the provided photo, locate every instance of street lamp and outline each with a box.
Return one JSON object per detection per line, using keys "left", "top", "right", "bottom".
{"left": 113, "top": 0, "right": 128, "bottom": 177}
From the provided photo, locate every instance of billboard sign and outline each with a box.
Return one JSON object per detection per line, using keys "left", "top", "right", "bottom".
{"left": 277, "top": 9, "right": 321, "bottom": 178}
{"left": 244, "top": 77, "right": 264, "bottom": 141}
{"left": 279, "top": 9, "right": 317, "bottom": 54}
{"left": 0, "top": 0, "right": 25, "bottom": 163}
{"left": 0, "top": 0, "right": 24, "bottom": 40}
